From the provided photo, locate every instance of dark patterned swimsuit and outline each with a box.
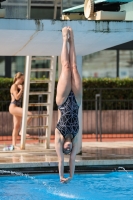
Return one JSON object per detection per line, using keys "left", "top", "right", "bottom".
{"left": 10, "top": 93, "right": 22, "bottom": 107}
{"left": 56, "top": 90, "right": 79, "bottom": 139}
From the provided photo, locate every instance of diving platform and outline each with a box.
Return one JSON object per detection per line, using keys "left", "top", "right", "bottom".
{"left": 62, "top": 0, "right": 133, "bottom": 20}
{"left": 63, "top": 0, "right": 133, "bottom": 12}
{"left": 0, "top": 19, "right": 133, "bottom": 56}
{"left": 63, "top": 0, "right": 133, "bottom": 13}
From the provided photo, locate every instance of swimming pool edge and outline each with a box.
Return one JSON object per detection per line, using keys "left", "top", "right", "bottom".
{"left": 0, "top": 159, "right": 133, "bottom": 174}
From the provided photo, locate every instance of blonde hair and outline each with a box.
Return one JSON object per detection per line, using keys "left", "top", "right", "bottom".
{"left": 13, "top": 72, "right": 24, "bottom": 83}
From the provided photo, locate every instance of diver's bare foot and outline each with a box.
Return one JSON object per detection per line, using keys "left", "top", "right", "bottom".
{"left": 62, "top": 27, "right": 69, "bottom": 41}
{"left": 13, "top": 145, "right": 20, "bottom": 150}
{"left": 68, "top": 27, "right": 74, "bottom": 43}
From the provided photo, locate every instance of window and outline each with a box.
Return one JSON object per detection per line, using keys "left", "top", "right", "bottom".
{"left": 119, "top": 50, "right": 133, "bottom": 78}
{"left": 0, "top": 57, "right": 5, "bottom": 77}
{"left": 83, "top": 50, "right": 116, "bottom": 78}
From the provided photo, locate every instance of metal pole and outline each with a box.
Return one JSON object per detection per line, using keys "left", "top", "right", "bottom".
{"left": 38, "top": 94, "right": 43, "bottom": 141}
{"left": 38, "top": 95, "right": 41, "bottom": 138}
{"left": 53, "top": 0, "right": 58, "bottom": 19}
{"left": 95, "top": 94, "right": 98, "bottom": 141}
{"left": 41, "top": 95, "right": 43, "bottom": 137}
{"left": 99, "top": 90, "right": 102, "bottom": 142}
{"left": 5, "top": 56, "right": 11, "bottom": 77}
{"left": 27, "top": 0, "right": 31, "bottom": 19}
{"left": 95, "top": 94, "right": 100, "bottom": 141}
{"left": 54, "top": 0, "right": 62, "bottom": 19}
{"left": 60, "top": 0, "right": 63, "bottom": 16}
{"left": 22, "top": 0, "right": 31, "bottom": 149}
{"left": 116, "top": 49, "right": 119, "bottom": 78}
{"left": 20, "top": 56, "right": 31, "bottom": 149}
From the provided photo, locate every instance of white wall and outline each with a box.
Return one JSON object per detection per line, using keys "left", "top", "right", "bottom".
{"left": 121, "top": 2, "right": 133, "bottom": 20}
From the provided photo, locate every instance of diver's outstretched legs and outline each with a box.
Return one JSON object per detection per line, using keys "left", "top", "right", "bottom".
{"left": 56, "top": 27, "right": 71, "bottom": 106}
{"left": 68, "top": 27, "right": 82, "bottom": 105}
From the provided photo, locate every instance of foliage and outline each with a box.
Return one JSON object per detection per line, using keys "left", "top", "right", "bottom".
{"left": 1, "top": 77, "right": 133, "bottom": 111}
{"left": 83, "top": 78, "right": 133, "bottom": 110}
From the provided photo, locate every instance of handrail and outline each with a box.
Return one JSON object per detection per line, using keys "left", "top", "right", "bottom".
{"left": 2, "top": 0, "right": 62, "bottom": 7}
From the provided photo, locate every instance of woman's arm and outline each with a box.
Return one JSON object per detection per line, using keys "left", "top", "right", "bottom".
{"left": 11, "top": 84, "right": 23, "bottom": 100}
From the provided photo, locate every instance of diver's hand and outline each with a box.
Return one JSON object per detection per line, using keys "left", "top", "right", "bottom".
{"left": 65, "top": 177, "right": 72, "bottom": 183}
{"left": 60, "top": 177, "right": 72, "bottom": 183}
{"left": 60, "top": 177, "right": 67, "bottom": 183}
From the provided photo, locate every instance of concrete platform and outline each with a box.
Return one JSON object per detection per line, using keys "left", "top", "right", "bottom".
{"left": 0, "top": 19, "right": 133, "bottom": 56}
{"left": 0, "top": 142, "right": 133, "bottom": 172}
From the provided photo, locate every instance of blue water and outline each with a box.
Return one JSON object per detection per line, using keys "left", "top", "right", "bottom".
{"left": 0, "top": 172, "right": 133, "bottom": 200}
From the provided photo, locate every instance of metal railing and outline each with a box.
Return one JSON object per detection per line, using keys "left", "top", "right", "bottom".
{"left": 1, "top": 88, "right": 133, "bottom": 142}
{"left": 95, "top": 94, "right": 102, "bottom": 142}
{"left": 83, "top": 88, "right": 133, "bottom": 141}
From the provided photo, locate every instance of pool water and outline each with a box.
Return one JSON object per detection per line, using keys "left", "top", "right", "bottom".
{"left": 0, "top": 172, "right": 133, "bottom": 200}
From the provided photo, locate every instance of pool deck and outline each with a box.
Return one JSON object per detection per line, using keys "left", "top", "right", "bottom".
{"left": 0, "top": 141, "right": 133, "bottom": 172}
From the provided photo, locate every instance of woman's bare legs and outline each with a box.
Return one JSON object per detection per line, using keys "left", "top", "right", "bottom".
{"left": 19, "top": 112, "right": 32, "bottom": 136}
{"left": 9, "top": 105, "right": 32, "bottom": 149}
{"left": 13, "top": 115, "right": 32, "bottom": 150}
{"left": 68, "top": 27, "right": 82, "bottom": 105}
{"left": 56, "top": 27, "right": 71, "bottom": 106}
{"left": 9, "top": 105, "right": 32, "bottom": 120}
{"left": 12, "top": 115, "right": 21, "bottom": 149}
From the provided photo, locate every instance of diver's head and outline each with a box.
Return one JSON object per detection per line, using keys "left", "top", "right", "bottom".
{"left": 63, "top": 138, "right": 72, "bottom": 155}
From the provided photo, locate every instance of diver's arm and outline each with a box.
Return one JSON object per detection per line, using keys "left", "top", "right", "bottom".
{"left": 64, "top": 135, "right": 78, "bottom": 183}
{"left": 61, "top": 135, "right": 78, "bottom": 183}
{"left": 70, "top": 135, "right": 78, "bottom": 178}
{"left": 55, "top": 130, "right": 65, "bottom": 182}
{"left": 58, "top": 150, "right": 64, "bottom": 181}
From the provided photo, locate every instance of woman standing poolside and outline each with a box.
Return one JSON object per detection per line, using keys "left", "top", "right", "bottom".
{"left": 55, "top": 27, "right": 82, "bottom": 183}
{"left": 9, "top": 72, "right": 32, "bottom": 150}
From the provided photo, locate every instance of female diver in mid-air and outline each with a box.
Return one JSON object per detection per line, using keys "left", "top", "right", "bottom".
{"left": 55, "top": 27, "right": 82, "bottom": 183}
